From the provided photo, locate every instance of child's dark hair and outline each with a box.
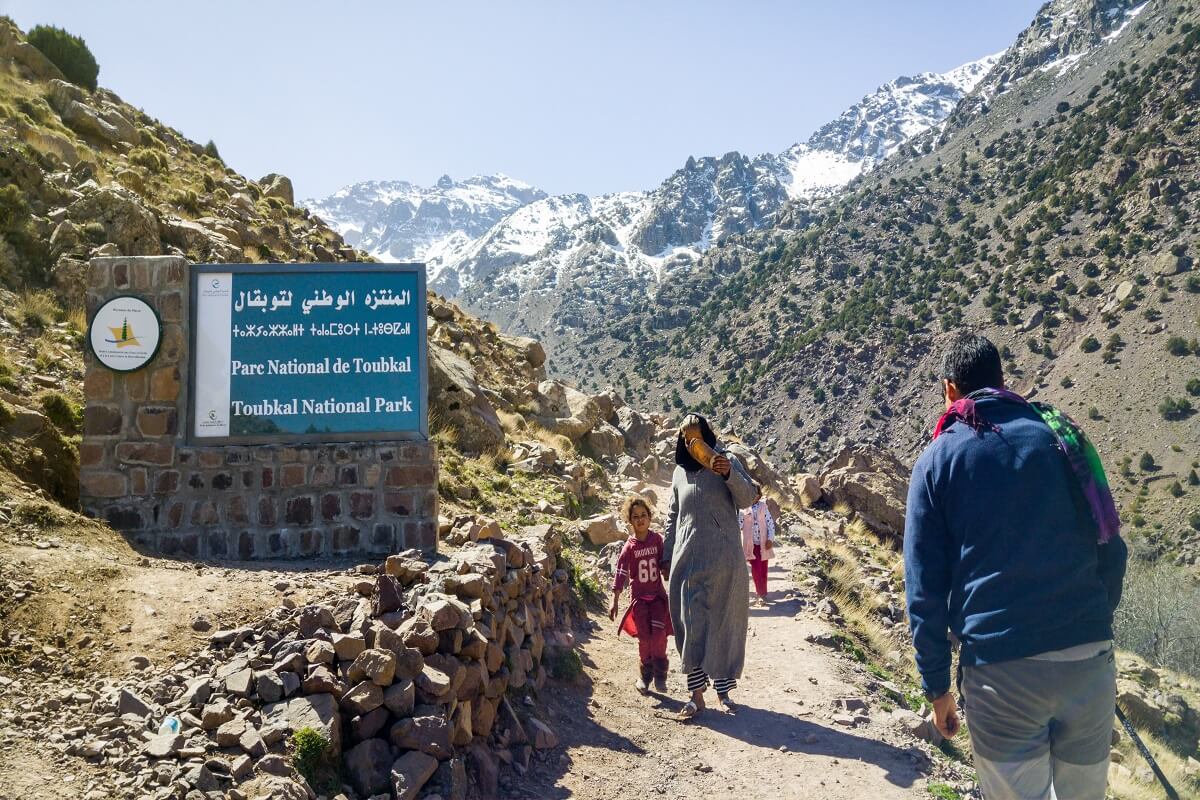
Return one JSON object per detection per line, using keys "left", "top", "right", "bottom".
{"left": 620, "top": 495, "right": 652, "bottom": 524}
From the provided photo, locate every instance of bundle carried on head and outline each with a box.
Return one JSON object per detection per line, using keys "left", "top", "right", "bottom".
{"left": 676, "top": 413, "right": 718, "bottom": 472}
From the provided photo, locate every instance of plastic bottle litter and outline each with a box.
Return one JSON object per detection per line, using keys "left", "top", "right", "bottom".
{"left": 157, "top": 716, "right": 181, "bottom": 735}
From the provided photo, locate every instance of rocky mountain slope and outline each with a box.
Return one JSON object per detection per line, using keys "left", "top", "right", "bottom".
{"left": 560, "top": 0, "right": 1200, "bottom": 566}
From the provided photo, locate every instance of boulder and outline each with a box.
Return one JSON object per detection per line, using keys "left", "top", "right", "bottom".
{"left": 531, "top": 380, "right": 603, "bottom": 441}
{"left": 344, "top": 738, "right": 393, "bottom": 797}
{"left": 499, "top": 334, "right": 546, "bottom": 368}
{"left": 615, "top": 406, "right": 656, "bottom": 457}
{"left": 58, "top": 100, "right": 121, "bottom": 144}
{"left": 1153, "top": 252, "right": 1192, "bottom": 277}
{"left": 258, "top": 173, "right": 295, "bottom": 206}
{"left": 584, "top": 422, "right": 626, "bottom": 458}
{"left": 160, "top": 215, "right": 241, "bottom": 261}
{"left": 819, "top": 446, "right": 908, "bottom": 538}
{"left": 0, "top": 22, "right": 66, "bottom": 82}
{"left": 793, "top": 473, "right": 822, "bottom": 507}
{"left": 67, "top": 187, "right": 160, "bottom": 255}
{"left": 429, "top": 344, "right": 504, "bottom": 452}
{"left": 391, "top": 751, "right": 439, "bottom": 800}
{"left": 582, "top": 513, "right": 623, "bottom": 546}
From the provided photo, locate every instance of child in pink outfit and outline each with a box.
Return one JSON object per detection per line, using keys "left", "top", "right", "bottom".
{"left": 740, "top": 490, "right": 776, "bottom": 607}
{"left": 610, "top": 495, "right": 672, "bottom": 694}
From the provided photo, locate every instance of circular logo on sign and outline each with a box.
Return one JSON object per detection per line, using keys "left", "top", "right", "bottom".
{"left": 88, "top": 295, "right": 162, "bottom": 372}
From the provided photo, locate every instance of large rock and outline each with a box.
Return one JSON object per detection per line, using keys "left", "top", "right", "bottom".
{"left": 531, "top": 380, "right": 603, "bottom": 441}
{"left": 792, "top": 473, "right": 822, "bottom": 507}
{"left": 344, "top": 738, "right": 393, "bottom": 797}
{"left": 429, "top": 345, "right": 504, "bottom": 452}
{"left": 391, "top": 751, "right": 439, "bottom": 800}
{"left": 258, "top": 173, "right": 295, "bottom": 206}
{"left": 389, "top": 714, "right": 452, "bottom": 760}
{"left": 263, "top": 693, "right": 343, "bottom": 753}
{"left": 583, "top": 421, "right": 625, "bottom": 458}
{"left": 67, "top": 187, "right": 160, "bottom": 255}
{"left": 160, "top": 215, "right": 241, "bottom": 261}
{"left": 582, "top": 513, "right": 623, "bottom": 546}
{"left": 1153, "top": 252, "right": 1192, "bottom": 277}
{"left": 0, "top": 21, "right": 66, "bottom": 82}
{"left": 615, "top": 406, "right": 655, "bottom": 458}
{"left": 58, "top": 100, "right": 121, "bottom": 144}
{"left": 818, "top": 446, "right": 908, "bottom": 538}
{"left": 499, "top": 334, "right": 546, "bottom": 368}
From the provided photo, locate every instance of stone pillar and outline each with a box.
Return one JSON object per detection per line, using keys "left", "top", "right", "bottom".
{"left": 80, "top": 256, "right": 438, "bottom": 559}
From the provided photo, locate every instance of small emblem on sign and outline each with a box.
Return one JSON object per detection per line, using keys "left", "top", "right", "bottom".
{"left": 88, "top": 296, "right": 162, "bottom": 372}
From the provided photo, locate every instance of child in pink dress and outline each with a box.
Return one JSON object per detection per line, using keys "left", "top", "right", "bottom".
{"left": 609, "top": 495, "right": 672, "bottom": 694}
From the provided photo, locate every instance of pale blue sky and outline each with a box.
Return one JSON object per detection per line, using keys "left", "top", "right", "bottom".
{"left": 3, "top": 1, "right": 1044, "bottom": 200}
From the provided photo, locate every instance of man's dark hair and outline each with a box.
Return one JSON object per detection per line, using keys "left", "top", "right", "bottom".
{"left": 941, "top": 333, "right": 1004, "bottom": 395}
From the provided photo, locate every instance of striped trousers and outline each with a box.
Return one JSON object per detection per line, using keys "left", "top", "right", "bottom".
{"left": 686, "top": 667, "right": 737, "bottom": 695}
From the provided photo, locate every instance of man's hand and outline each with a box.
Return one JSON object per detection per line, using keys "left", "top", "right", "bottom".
{"left": 608, "top": 598, "right": 619, "bottom": 622}
{"left": 932, "top": 691, "right": 960, "bottom": 738}
{"left": 710, "top": 454, "right": 731, "bottom": 477}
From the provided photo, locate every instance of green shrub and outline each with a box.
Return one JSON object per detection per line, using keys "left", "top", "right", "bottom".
{"left": 0, "top": 184, "right": 30, "bottom": 233}
{"left": 1187, "top": 378, "right": 1200, "bottom": 396}
{"left": 545, "top": 646, "right": 584, "bottom": 681}
{"left": 1168, "top": 481, "right": 1184, "bottom": 498}
{"left": 1159, "top": 397, "right": 1194, "bottom": 420}
{"left": 26, "top": 25, "right": 99, "bottom": 91}
{"left": 128, "top": 148, "right": 166, "bottom": 173}
{"left": 1080, "top": 335, "right": 1100, "bottom": 353}
{"left": 290, "top": 728, "right": 337, "bottom": 791}
{"left": 1088, "top": 406, "right": 1101, "bottom": 420}
{"left": 39, "top": 391, "right": 82, "bottom": 433}
{"left": 1189, "top": 469, "right": 1199, "bottom": 486}
{"left": 1139, "top": 452, "right": 1156, "bottom": 471}
{"left": 1166, "top": 336, "right": 1190, "bottom": 356}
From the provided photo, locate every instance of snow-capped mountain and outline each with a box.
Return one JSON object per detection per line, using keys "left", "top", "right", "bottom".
{"left": 301, "top": 173, "right": 546, "bottom": 268}
{"left": 306, "top": 54, "right": 999, "bottom": 300}
{"left": 780, "top": 55, "right": 999, "bottom": 196}
{"left": 441, "top": 54, "right": 999, "bottom": 300}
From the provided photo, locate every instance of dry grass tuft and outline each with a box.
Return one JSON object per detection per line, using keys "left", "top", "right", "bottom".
{"left": 12, "top": 289, "right": 60, "bottom": 330}
{"left": 1108, "top": 728, "right": 1197, "bottom": 800}
{"left": 496, "top": 409, "right": 528, "bottom": 435}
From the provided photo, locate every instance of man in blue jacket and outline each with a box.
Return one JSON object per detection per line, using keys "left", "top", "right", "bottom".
{"left": 904, "top": 333, "right": 1127, "bottom": 800}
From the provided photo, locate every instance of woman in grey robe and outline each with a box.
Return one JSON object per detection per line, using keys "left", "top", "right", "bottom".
{"left": 661, "top": 414, "right": 759, "bottom": 719}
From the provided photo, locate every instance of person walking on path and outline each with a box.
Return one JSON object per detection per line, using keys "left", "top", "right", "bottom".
{"left": 740, "top": 489, "right": 776, "bottom": 607}
{"left": 610, "top": 495, "right": 672, "bottom": 695}
{"left": 904, "top": 333, "right": 1128, "bottom": 800}
{"left": 661, "top": 413, "right": 759, "bottom": 720}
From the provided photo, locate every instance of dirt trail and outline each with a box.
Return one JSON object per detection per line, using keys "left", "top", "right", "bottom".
{"left": 523, "top": 543, "right": 936, "bottom": 799}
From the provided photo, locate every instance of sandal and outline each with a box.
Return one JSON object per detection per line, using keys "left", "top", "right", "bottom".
{"left": 717, "top": 695, "right": 738, "bottom": 714}
{"left": 677, "top": 700, "right": 701, "bottom": 721}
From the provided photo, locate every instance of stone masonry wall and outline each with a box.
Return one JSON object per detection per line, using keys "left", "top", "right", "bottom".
{"left": 80, "top": 256, "right": 438, "bottom": 559}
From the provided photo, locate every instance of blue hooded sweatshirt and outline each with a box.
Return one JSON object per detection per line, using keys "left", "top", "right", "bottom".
{"left": 903, "top": 393, "right": 1128, "bottom": 696}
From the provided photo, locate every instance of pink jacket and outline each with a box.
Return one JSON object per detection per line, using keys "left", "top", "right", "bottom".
{"left": 740, "top": 501, "right": 775, "bottom": 561}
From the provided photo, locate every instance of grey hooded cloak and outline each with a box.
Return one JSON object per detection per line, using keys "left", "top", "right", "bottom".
{"left": 661, "top": 451, "right": 759, "bottom": 680}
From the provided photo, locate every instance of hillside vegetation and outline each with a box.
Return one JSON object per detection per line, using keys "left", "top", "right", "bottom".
{"left": 557, "top": 0, "right": 1200, "bottom": 569}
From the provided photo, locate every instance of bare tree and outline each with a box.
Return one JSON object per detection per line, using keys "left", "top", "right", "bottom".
{"left": 1115, "top": 557, "right": 1200, "bottom": 676}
